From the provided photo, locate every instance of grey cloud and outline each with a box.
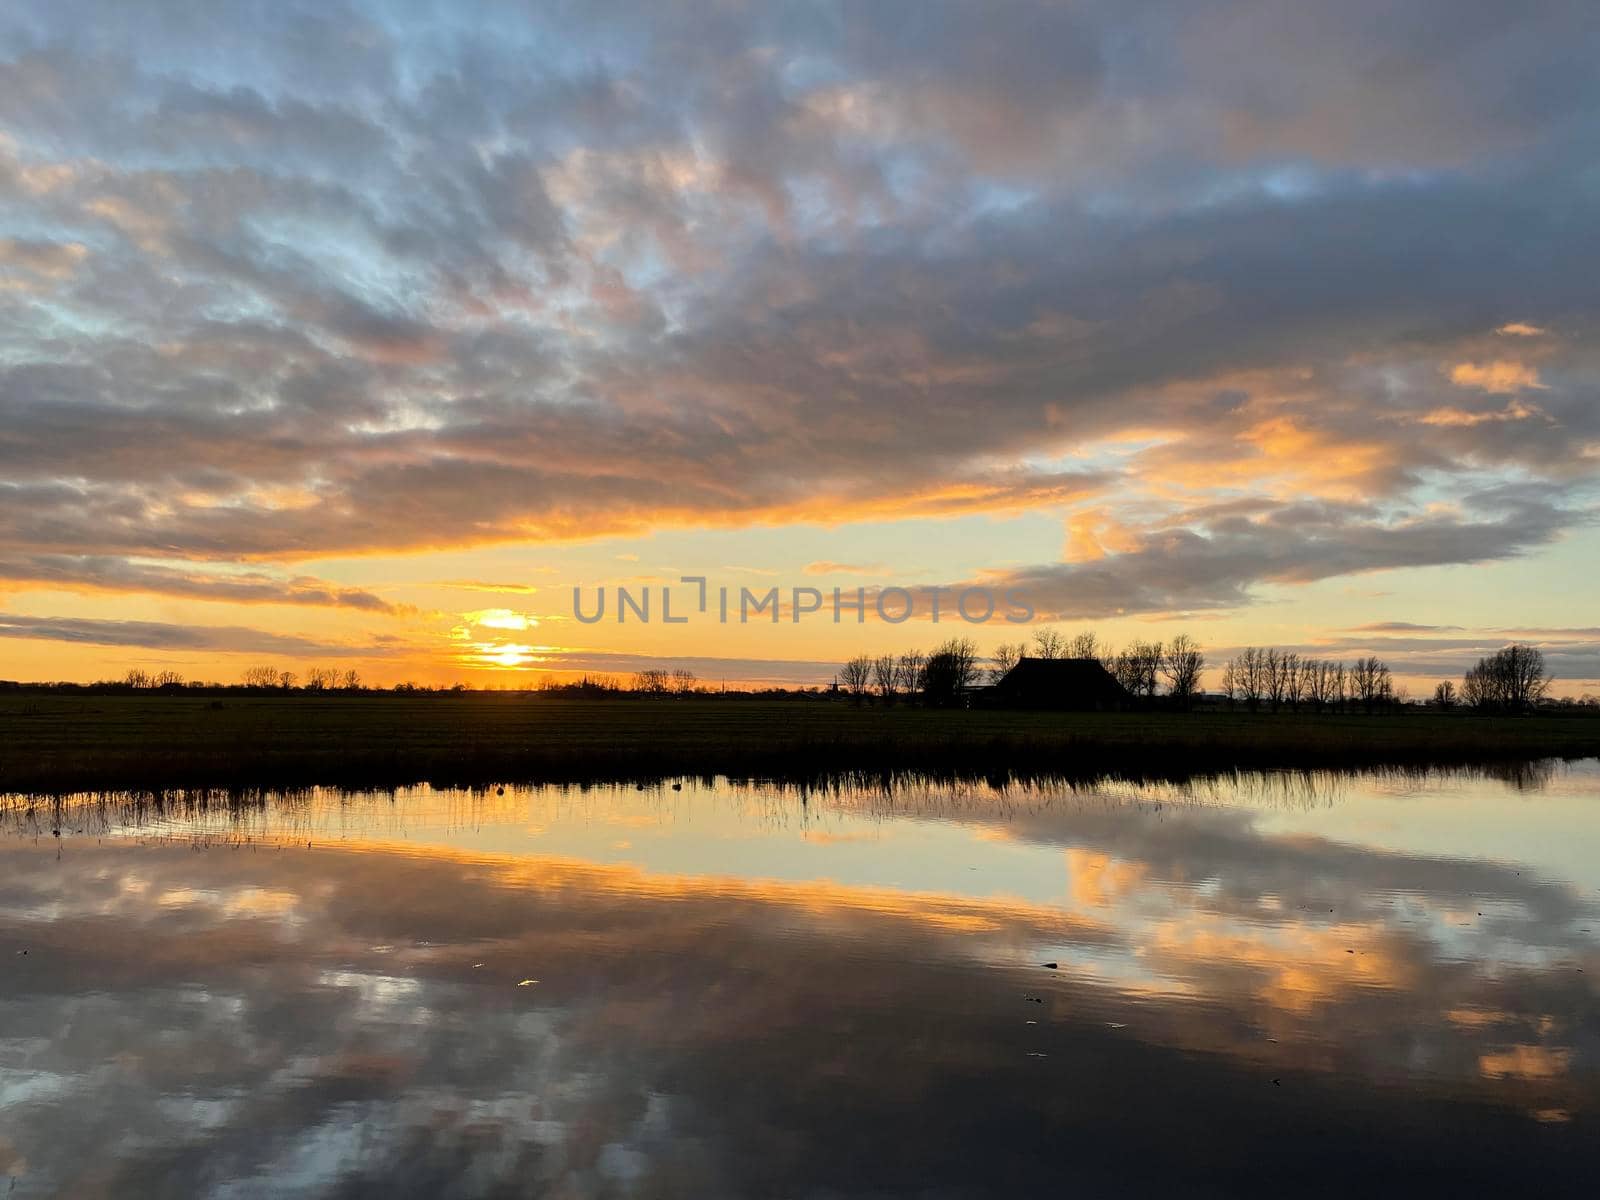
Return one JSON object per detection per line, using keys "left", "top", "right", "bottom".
{"left": 0, "top": 612, "right": 400, "bottom": 657}
{"left": 0, "top": 555, "right": 405, "bottom": 613}
{"left": 962, "top": 492, "right": 1579, "bottom": 621}
{"left": 1348, "top": 622, "right": 1465, "bottom": 634}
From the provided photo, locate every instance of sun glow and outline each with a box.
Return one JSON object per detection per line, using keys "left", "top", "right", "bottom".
{"left": 457, "top": 640, "right": 568, "bottom": 670}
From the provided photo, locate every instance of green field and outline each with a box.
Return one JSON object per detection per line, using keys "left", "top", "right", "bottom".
{"left": 2, "top": 692, "right": 1598, "bottom": 795}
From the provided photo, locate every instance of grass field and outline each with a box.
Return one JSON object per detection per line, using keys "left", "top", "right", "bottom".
{"left": 2, "top": 692, "right": 1598, "bottom": 796}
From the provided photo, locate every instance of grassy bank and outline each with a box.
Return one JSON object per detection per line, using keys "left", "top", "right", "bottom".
{"left": 2, "top": 693, "right": 1598, "bottom": 796}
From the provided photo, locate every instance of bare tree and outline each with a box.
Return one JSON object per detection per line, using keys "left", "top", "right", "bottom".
{"left": 896, "top": 650, "right": 926, "bottom": 699}
{"left": 152, "top": 669, "right": 184, "bottom": 689}
{"left": 1304, "top": 660, "right": 1338, "bottom": 711}
{"left": 1350, "top": 656, "right": 1392, "bottom": 711}
{"left": 1264, "top": 648, "right": 1288, "bottom": 711}
{"left": 1105, "top": 642, "right": 1159, "bottom": 697}
{"left": 341, "top": 669, "right": 362, "bottom": 691}
{"left": 840, "top": 655, "right": 874, "bottom": 702}
{"left": 872, "top": 654, "right": 900, "bottom": 704}
{"left": 1499, "top": 643, "right": 1551, "bottom": 711}
{"left": 305, "top": 667, "right": 338, "bottom": 692}
{"left": 1129, "top": 640, "right": 1164, "bottom": 697}
{"left": 241, "top": 665, "right": 278, "bottom": 689}
{"left": 1031, "top": 628, "right": 1067, "bottom": 660}
{"left": 1068, "top": 630, "right": 1101, "bottom": 661}
{"left": 1228, "top": 647, "right": 1267, "bottom": 711}
{"left": 1433, "top": 680, "right": 1457, "bottom": 710}
{"left": 922, "top": 637, "right": 978, "bottom": 707}
{"left": 1463, "top": 644, "right": 1551, "bottom": 712}
{"left": 989, "top": 641, "right": 1024, "bottom": 684}
{"left": 1163, "top": 634, "right": 1205, "bottom": 707}
{"left": 123, "top": 669, "right": 152, "bottom": 689}
{"left": 1109, "top": 648, "right": 1137, "bottom": 693}
{"left": 1282, "top": 652, "right": 1303, "bottom": 710}
{"left": 633, "top": 668, "right": 671, "bottom": 694}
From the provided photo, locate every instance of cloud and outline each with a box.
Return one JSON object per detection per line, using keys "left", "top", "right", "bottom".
{"left": 0, "top": 0, "right": 1597, "bottom": 643}
{"left": 0, "top": 555, "right": 405, "bottom": 613}
{"left": 1419, "top": 399, "right": 1545, "bottom": 427}
{"left": 437, "top": 579, "right": 544, "bottom": 595}
{"left": 0, "top": 612, "right": 401, "bottom": 657}
{"left": 1448, "top": 360, "right": 1545, "bottom": 393}
{"left": 1346, "top": 622, "right": 1464, "bottom": 634}
{"left": 0, "top": 236, "right": 87, "bottom": 287}
{"left": 458, "top": 608, "right": 537, "bottom": 632}
{"left": 939, "top": 487, "right": 1581, "bottom": 621}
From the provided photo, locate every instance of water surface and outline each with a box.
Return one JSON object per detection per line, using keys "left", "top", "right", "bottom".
{"left": 3, "top": 763, "right": 1598, "bottom": 1196}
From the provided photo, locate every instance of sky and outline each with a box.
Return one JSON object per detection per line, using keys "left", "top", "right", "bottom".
{"left": 1, "top": 0, "right": 1597, "bottom": 693}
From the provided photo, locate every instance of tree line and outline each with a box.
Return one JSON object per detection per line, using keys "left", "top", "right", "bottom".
{"left": 1217, "top": 648, "right": 1394, "bottom": 712}
{"left": 835, "top": 632, "right": 1573, "bottom": 716}
{"left": 838, "top": 629, "right": 1209, "bottom": 707}
{"left": 837, "top": 637, "right": 978, "bottom": 708}
{"left": 3, "top": 639, "right": 1576, "bottom": 712}
{"left": 70, "top": 666, "right": 375, "bottom": 693}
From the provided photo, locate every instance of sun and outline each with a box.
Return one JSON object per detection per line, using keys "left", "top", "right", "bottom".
{"left": 491, "top": 645, "right": 532, "bottom": 668}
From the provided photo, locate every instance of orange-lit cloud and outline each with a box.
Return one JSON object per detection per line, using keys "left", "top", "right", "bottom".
{"left": 1448, "top": 360, "right": 1544, "bottom": 393}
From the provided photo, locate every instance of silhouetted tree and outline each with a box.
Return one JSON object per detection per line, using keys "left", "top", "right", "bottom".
{"left": 1264, "top": 648, "right": 1288, "bottom": 711}
{"left": 1463, "top": 644, "right": 1550, "bottom": 712}
{"left": 1122, "top": 640, "right": 1163, "bottom": 697}
{"left": 1304, "top": 660, "right": 1340, "bottom": 711}
{"left": 840, "top": 655, "right": 873, "bottom": 702}
{"left": 872, "top": 654, "right": 900, "bottom": 704}
{"left": 1433, "top": 680, "right": 1457, "bottom": 710}
{"left": 1031, "top": 628, "right": 1067, "bottom": 660}
{"left": 633, "top": 668, "right": 671, "bottom": 694}
{"left": 989, "top": 641, "right": 1024, "bottom": 684}
{"left": 1227, "top": 647, "right": 1268, "bottom": 711}
{"left": 922, "top": 637, "right": 977, "bottom": 707}
{"left": 1283, "top": 653, "right": 1305, "bottom": 710}
{"left": 896, "top": 650, "right": 926, "bottom": 699}
{"left": 1068, "top": 631, "right": 1101, "bottom": 662}
{"left": 1163, "top": 634, "right": 1205, "bottom": 707}
{"left": 670, "top": 668, "right": 699, "bottom": 694}
{"left": 1350, "top": 656, "right": 1392, "bottom": 711}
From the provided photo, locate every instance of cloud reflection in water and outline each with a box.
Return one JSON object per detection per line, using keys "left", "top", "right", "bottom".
{"left": 1, "top": 764, "right": 1598, "bottom": 1196}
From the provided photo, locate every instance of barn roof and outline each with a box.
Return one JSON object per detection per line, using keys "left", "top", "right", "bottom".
{"left": 994, "top": 656, "right": 1129, "bottom": 700}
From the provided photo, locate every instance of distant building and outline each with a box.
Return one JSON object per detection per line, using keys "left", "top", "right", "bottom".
{"left": 990, "top": 657, "right": 1131, "bottom": 711}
